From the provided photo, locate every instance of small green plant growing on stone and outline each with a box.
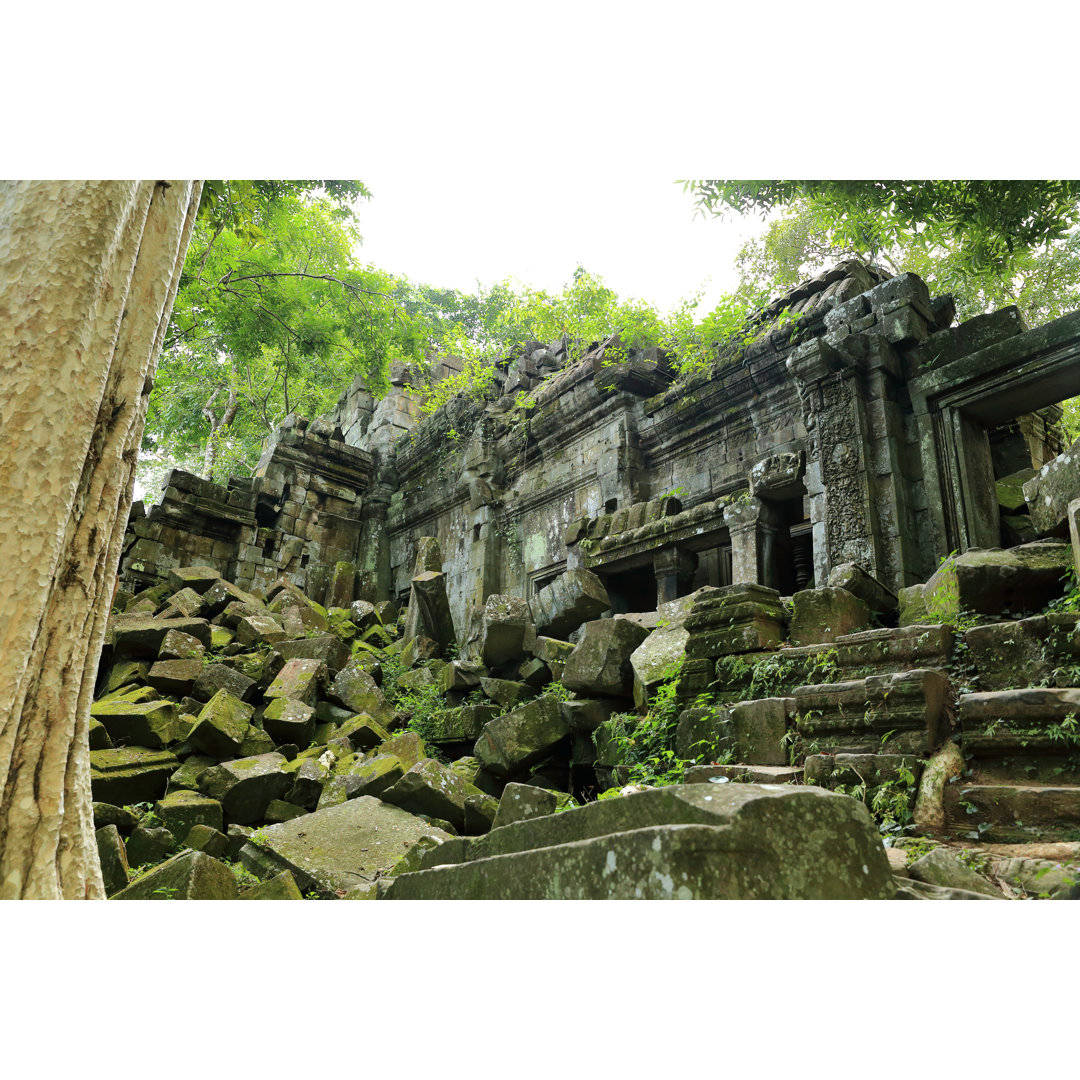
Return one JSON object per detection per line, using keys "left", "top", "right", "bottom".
{"left": 543, "top": 681, "right": 575, "bottom": 703}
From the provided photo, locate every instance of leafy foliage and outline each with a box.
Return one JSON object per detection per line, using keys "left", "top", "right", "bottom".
{"left": 686, "top": 180, "right": 1080, "bottom": 277}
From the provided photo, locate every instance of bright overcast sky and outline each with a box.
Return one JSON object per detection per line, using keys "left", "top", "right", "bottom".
{"left": 352, "top": 176, "right": 770, "bottom": 315}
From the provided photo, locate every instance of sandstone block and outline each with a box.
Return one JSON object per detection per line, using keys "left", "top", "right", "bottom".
{"left": 473, "top": 695, "right": 570, "bottom": 776}
{"left": 563, "top": 619, "right": 650, "bottom": 698}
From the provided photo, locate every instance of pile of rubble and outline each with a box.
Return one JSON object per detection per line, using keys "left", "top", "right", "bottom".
{"left": 92, "top": 527, "right": 1080, "bottom": 900}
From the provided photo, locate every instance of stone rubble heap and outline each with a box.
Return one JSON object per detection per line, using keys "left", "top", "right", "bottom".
{"left": 92, "top": 520, "right": 1080, "bottom": 898}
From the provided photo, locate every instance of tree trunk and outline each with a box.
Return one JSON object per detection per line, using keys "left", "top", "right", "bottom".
{"left": 0, "top": 180, "right": 201, "bottom": 898}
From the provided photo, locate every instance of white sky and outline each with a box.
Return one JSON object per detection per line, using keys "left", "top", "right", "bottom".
{"left": 352, "top": 176, "right": 769, "bottom": 313}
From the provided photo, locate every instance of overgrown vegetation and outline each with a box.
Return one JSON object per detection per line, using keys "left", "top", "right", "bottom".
{"left": 599, "top": 662, "right": 731, "bottom": 787}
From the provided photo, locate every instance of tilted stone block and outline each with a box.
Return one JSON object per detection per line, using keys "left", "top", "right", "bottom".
{"left": 187, "top": 690, "right": 254, "bottom": 758}
{"left": 199, "top": 753, "right": 292, "bottom": 825}
{"left": 238, "top": 796, "right": 452, "bottom": 897}
{"left": 563, "top": 619, "right": 650, "bottom": 698}
{"left": 788, "top": 587, "right": 872, "bottom": 646}
{"left": 529, "top": 568, "right": 611, "bottom": 639}
{"left": 265, "top": 658, "right": 329, "bottom": 708}
{"left": 473, "top": 695, "right": 570, "bottom": 776}
{"left": 381, "top": 758, "right": 487, "bottom": 832}
{"left": 112, "top": 850, "right": 238, "bottom": 900}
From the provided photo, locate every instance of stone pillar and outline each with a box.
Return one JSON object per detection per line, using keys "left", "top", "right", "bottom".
{"left": 653, "top": 547, "right": 698, "bottom": 605}
{"left": 725, "top": 501, "right": 762, "bottom": 585}
{"left": 787, "top": 337, "right": 877, "bottom": 586}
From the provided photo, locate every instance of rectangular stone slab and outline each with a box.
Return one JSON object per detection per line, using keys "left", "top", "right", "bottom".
{"left": 238, "top": 796, "right": 452, "bottom": 897}
{"left": 383, "top": 783, "right": 893, "bottom": 900}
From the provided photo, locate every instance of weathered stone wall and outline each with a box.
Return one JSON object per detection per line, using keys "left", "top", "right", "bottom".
{"left": 122, "top": 260, "right": 1080, "bottom": 640}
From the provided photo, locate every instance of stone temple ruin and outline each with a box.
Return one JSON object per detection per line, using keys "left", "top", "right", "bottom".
{"left": 95, "top": 261, "right": 1080, "bottom": 899}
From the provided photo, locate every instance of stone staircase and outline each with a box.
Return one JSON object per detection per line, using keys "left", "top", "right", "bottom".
{"left": 678, "top": 606, "right": 1080, "bottom": 852}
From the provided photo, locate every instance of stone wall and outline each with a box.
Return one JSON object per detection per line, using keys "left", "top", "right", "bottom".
{"left": 121, "top": 261, "right": 1080, "bottom": 638}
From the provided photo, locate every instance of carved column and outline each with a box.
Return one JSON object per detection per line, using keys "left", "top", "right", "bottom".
{"left": 787, "top": 337, "right": 877, "bottom": 586}
{"left": 725, "top": 500, "right": 762, "bottom": 585}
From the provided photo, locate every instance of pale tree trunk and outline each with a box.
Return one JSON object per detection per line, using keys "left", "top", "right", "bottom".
{"left": 202, "top": 385, "right": 239, "bottom": 478}
{"left": 0, "top": 180, "right": 202, "bottom": 899}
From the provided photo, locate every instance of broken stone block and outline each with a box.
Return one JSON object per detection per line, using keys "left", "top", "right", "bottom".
{"left": 287, "top": 757, "right": 331, "bottom": 809}
{"left": 479, "top": 678, "right": 534, "bottom": 710}
{"left": 788, "top": 588, "right": 872, "bottom": 646}
{"left": 517, "top": 657, "right": 551, "bottom": 688}
{"left": 378, "top": 731, "right": 427, "bottom": 770}
{"left": 334, "top": 712, "right": 391, "bottom": 751}
{"left": 380, "top": 759, "right": 485, "bottom": 832}
{"left": 339, "top": 753, "right": 405, "bottom": 799}
{"left": 563, "top": 619, "right": 650, "bottom": 698}
{"left": 154, "top": 790, "right": 224, "bottom": 843}
{"left": 90, "top": 698, "right": 180, "bottom": 750}
{"left": 683, "top": 584, "right": 788, "bottom": 658}
{"left": 98, "top": 658, "right": 152, "bottom": 695}
{"left": 529, "top": 568, "right": 611, "bottom": 639}
{"left": 383, "top": 783, "right": 894, "bottom": 900}
{"left": 239, "top": 870, "right": 304, "bottom": 900}
{"left": 198, "top": 753, "right": 292, "bottom": 825}
{"left": 96, "top": 825, "right": 130, "bottom": 896}
{"left": 329, "top": 661, "right": 391, "bottom": 722}
{"left": 676, "top": 698, "right": 789, "bottom": 766}
{"left": 201, "top": 579, "right": 265, "bottom": 618}
{"left": 264, "top": 799, "right": 308, "bottom": 824}
{"left": 474, "top": 695, "right": 570, "bottom": 777}
{"left": 261, "top": 697, "right": 316, "bottom": 747}
{"left": 112, "top": 850, "right": 238, "bottom": 900}
{"left": 158, "top": 587, "right": 207, "bottom": 620}
{"left": 630, "top": 623, "right": 690, "bottom": 707}
{"left": 427, "top": 705, "right": 500, "bottom": 743}
{"left": 238, "top": 796, "right": 453, "bottom": 897}
{"left": 90, "top": 747, "right": 180, "bottom": 805}
{"left": 441, "top": 660, "right": 486, "bottom": 693}
{"left": 474, "top": 594, "right": 533, "bottom": 669}
{"left": 183, "top": 824, "right": 230, "bottom": 858}
{"left": 826, "top": 562, "right": 899, "bottom": 617}
{"left": 88, "top": 719, "right": 113, "bottom": 751}
{"left": 192, "top": 662, "right": 258, "bottom": 705}
{"left": 349, "top": 599, "right": 379, "bottom": 631}
{"left": 1023, "top": 436, "right": 1080, "bottom": 536}
{"left": 559, "top": 698, "right": 618, "bottom": 733}
{"left": 491, "top": 782, "right": 559, "bottom": 829}
{"left": 898, "top": 541, "right": 1072, "bottom": 624}
{"left": 187, "top": 690, "right": 254, "bottom": 758}
{"left": 399, "top": 634, "right": 440, "bottom": 668}
{"left": 463, "top": 792, "right": 499, "bottom": 833}
{"left": 265, "top": 658, "right": 328, "bottom": 708}
{"left": 93, "top": 802, "right": 140, "bottom": 835}
{"left": 375, "top": 600, "right": 398, "bottom": 625}
{"left": 166, "top": 755, "right": 216, "bottom": 796}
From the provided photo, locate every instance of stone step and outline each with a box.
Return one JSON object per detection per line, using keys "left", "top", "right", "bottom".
{"left": 959, "top": 688, "right": 1080, "bottom": 758}
{"left": 944, "top": 783, "right": 1080, "bottom": 843}
{"left": 704, "top": 625, "right": 954, "bottom": 705}
{"left": 791, "top": 668, "right": 949, "bottom": 755}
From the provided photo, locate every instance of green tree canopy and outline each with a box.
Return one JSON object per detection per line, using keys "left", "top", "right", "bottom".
{"left": 144, "top": 182, "right": 456, "bottom": 489}
{"left": 687, "top": 180, "right": 1080, "bottom": 279}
